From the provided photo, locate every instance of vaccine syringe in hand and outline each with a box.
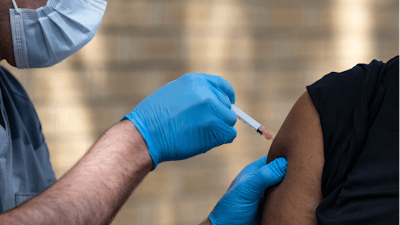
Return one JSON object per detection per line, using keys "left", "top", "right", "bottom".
{"left": 231, "top": 104, "right": 274, "bottom": 140}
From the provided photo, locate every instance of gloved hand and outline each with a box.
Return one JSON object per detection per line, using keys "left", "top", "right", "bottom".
{"left": 208, "top": 155, "right": 288, "bottom": 225}
{"left": 123, "top": 73, "right": 237, "bottom": 169}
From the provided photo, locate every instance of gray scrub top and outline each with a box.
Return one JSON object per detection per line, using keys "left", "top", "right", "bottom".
{"left": 0, "top": 66, "right": 56, "bottom": 213}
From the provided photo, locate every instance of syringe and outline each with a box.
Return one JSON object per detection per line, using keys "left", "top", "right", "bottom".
{"left": 231, "top": 104, "right": 274, "bottom": 140}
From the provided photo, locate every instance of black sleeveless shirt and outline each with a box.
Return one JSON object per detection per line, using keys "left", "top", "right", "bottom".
{"left": 307, "top": 56, "right": 399, "bottom": 224}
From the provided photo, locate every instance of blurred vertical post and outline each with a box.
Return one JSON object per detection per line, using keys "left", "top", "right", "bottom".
{"left": 332, "top": 0, "right": 373, "bottom": 69}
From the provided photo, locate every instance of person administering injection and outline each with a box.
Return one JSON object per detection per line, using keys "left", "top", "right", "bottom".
{"left": 0, "top": 0, "right": 285, "bottom": 222}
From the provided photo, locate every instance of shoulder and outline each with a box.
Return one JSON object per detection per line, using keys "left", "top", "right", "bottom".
{"left": 266, "top": 91, "right": 323, "bottom": 160}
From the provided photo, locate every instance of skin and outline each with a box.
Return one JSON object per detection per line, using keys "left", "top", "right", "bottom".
{"left": 200, "top": 218, "right": 212, "bottom": 225}
{"left": 0, "top": 120, "right": 154, "bottom": 224}
{"left": 0, "top": 0, "right": 48, "bottom": 66}
{"left": 261, "top": 91, "right": 325, "bottom": 225}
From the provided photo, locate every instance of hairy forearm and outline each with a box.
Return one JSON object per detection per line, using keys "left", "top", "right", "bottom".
{"left": 0, "top": 119, "right": 153, "bottom": 224}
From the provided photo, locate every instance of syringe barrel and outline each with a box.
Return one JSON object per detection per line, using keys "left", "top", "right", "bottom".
{"left": 231, "top": 104, "right": 261, "bottom": 131}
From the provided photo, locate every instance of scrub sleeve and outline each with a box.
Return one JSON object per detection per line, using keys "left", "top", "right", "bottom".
{"left": 0, "top": 66, "right": 56, "bottom": 212}
{"left": 306, "top": 56, "right": 399, "bottom": 225}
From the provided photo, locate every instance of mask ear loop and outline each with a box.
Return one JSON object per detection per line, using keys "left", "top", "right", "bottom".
{"left": 11, "top": 0, "right": 21, "bottom": 13}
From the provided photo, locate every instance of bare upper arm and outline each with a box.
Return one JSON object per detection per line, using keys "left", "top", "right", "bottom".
{"left": 261, "top": 91, "right": 325, "bottom": 225}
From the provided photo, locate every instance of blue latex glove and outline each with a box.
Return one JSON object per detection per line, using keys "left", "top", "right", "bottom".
{"left": 123, "top": 73, "right": 237, "bottom": 169}
{"left": 208, "top": 155, "right": 288, "bottom": 225}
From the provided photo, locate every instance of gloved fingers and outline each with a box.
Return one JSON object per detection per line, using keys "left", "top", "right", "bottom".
{"left": 209, "top": 85, "right": 233, "bottom": 110}
{"left": 213, "top": 120, "right": 237, "bottom": 144}
{"left": 224, "top": 125, "right": 237, "bottom": 144}
{"left": 203, "top": 74, "right": 236, "bottom": 105}
{"left": 252, "top": 157, "right": 288, "bottom": 190}
{"left": 251, "top": 154, "right": 269, "bottom": 169}
{"left": 240, "top": 155, "right": 269, "bottom": 176}
{"left": 230, "top": 154, "right": 269, "bottom": 188}
{"left": 211, "top": 100, "right": 237, "bottom": 127}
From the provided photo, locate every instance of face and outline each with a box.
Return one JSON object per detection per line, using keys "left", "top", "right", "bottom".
{"left": 0, "top": 0, "right": 47, "bottom": 67}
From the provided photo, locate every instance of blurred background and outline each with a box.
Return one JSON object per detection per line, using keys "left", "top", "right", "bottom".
{"left": 1, "top": 0, "right": 398, "bottom": 224}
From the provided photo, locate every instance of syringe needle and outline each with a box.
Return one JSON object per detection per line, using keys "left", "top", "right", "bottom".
{"left": 231, "top": 104, "right": 274, "bottom": 140}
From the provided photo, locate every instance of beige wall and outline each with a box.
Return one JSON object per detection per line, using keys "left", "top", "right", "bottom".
{"left": 0, "top": 0, "right": 398, "bottom": 224}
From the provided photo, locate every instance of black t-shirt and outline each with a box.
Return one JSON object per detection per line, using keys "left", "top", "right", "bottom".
{"left": 307, "top": 56, "right": 399, "bottom": 224}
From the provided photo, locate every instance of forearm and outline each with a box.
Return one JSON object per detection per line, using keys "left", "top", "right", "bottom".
{"left": 0, "top": 119, "right": 153, "bottom": 224}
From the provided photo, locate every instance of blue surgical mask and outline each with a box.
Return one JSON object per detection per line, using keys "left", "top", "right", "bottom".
{"left": 9, "top": 0, "right": 107, "bottom": 69}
